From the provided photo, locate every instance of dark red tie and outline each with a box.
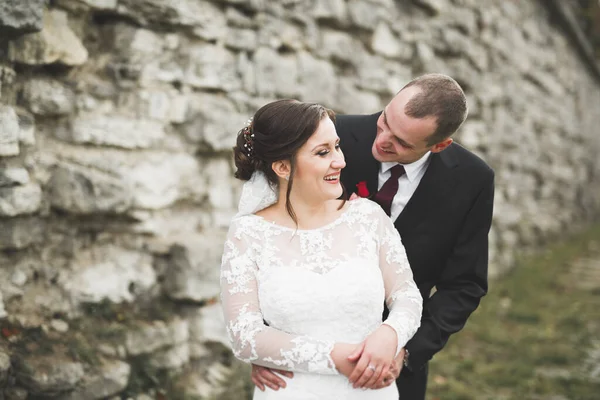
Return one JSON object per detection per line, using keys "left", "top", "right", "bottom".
{"left": 373, "top": 165, "right": 405, "bottom": 216}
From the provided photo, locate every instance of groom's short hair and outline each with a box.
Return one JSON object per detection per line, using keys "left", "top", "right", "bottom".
{"left": 400, "top": 74, "right": 468, "bottom": 145}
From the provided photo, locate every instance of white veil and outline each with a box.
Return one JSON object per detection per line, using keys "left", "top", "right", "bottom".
{"left": 234, "top": 171, "right": 278, "bottom": 219}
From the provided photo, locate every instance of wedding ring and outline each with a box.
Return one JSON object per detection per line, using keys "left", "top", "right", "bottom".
{"left": 368, "top": 365, "right": 376, "bottom": 371}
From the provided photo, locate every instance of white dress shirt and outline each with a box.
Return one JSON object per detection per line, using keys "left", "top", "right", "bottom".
{"left": 378, "top": 152, "right": 432, "bottom": 221}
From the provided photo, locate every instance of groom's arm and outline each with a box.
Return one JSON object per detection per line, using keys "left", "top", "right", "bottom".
{"left": 404, "top": 171, "right": 495, "bottom": 371}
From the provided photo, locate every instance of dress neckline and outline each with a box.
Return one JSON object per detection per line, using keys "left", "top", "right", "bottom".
{"left": 250, "top": 200, "right": 355, "bottom": 233}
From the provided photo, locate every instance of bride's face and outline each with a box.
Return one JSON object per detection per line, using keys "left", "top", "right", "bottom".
{"left": 292, "top": 116, "right": 346, "bottom": 201}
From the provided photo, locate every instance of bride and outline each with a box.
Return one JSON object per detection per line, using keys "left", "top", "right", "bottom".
{"left": 220, "top": 99, "right": 422, "bottom": 399}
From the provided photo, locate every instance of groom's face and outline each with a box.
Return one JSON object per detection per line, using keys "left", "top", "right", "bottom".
{"left": 372, "top": 86, "right": 445, "bottom": 164}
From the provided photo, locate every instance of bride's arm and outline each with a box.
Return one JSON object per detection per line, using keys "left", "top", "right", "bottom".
{"left": 220, "top": 220, "right": 352, "bottom": 375}
{"left": 348, "top": 207, "right": 423, "bottom": 388}
{"left": 250, "top": 345, "right": 357, "bottom": 393}
{"left": 378, "top": 213, "right": 423, "bottom": 355}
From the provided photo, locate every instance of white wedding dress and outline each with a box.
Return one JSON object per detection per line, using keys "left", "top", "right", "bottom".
{"left": 221, "top": 198, "right": 422, "bottom": 400}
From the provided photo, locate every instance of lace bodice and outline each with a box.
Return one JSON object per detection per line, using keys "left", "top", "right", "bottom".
{"left": 220, "top": 198, "right": 422, "bottom": 375}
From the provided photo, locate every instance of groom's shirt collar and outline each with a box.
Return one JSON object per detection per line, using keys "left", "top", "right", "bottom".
{"left": 381, "top": 151, "right": 432, "bottom": 183}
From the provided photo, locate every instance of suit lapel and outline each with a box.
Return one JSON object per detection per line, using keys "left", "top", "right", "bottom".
{"left": 394, "top": 144, "right": 460, "bottom": 230}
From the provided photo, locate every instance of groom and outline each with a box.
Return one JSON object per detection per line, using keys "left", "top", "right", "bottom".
{"left": 251, "top": 73, "right": 495, "bottom": 399}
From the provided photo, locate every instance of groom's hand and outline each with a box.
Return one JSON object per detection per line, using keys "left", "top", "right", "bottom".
{"left": 251, "top": 364, "right": 293, "bottom": 391}
{"left": 371, "top": 348, "right": 404, "bottom": 389}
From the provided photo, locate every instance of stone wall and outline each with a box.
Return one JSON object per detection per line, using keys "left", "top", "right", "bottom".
{"left": 1, "top": 0, "right": 599, "bottom": 398}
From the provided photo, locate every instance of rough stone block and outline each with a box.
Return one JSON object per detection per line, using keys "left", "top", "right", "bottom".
{"left": 48, "top": 163, "right": 133, "bottom": 214}
{"left": 117, "top": 0, "right": 226, "bottom": 31}
{"left": 0, "top": 184, "right": 42, "bottom": 217}
{"left": 183, "top": 44, "right": 240, "bottom": 91}
{"left": 347, "top": 0, "right": 383, "bottom": 30}
{"left": 59, "top": 114, "right": 166, "bottom": 149}
{"left": 0, "top": 0, "right": 45, "bottom": 37}
{"left": 524, "top": 71, "right": 566, "bottom": 97}
{"left": 161, "top": 237, "right": 223, "bottom": 303}
{"left": 371, "top": 22, "right": 407, "bottom": 59}
{"left": 445, "top": 5, "right": 478, "bottom": 35}
{"left": 0, "top": 65, "right": 16, "bottom": 97}
{"left": 57, "top": 359, "right": 130, "bottom": 400}
{"left": 312, "top": 0, "right": 348, "bottom": 23}
{"left": 257, "top": 16, "right": 307, "bottom": 51}
{"left": 14, "top": 357, "right": 84, "bottom": 396}
{"left": 0, "top": 168, "right": 30, "bottom": 187}
{"left": 16, "top": 110, "right": 36, "bottom": 146}
{"left": 182, "top": 93, "right": 249, "bottom": 151}
{"left": 49, "top": 151, "right": 201, "bottom": 212}
{"left": 108, "top": 24, "right": 180, "bottom": 83}
{"left": 175, "top": 361, "right": 236, "bottom": 399}
{"left": 0, "top": 217, "right": 43, "bottom": 250}
{"left": 187, "top": 302, "right": 229, "bottom": 348}
{"left": 436, "top": 29, "right": 488, "bottom": 71}
{"left": 356, "top": 52, "right": 412, "bottom": 95}
{"left": 225, "top": 28, "right": 258, "bottom": 51}
{"left": 412, "top": 0, "right": 448, "bottom": 15}
{"left": 297, "top": 51, "right": 337, "bottom": 106}
{"left": 320, "top": 30, "right": 364, "bottom": 64}
{"left": 125, "top": 318, "right": 188, "bottom": 356}
{"left": 190, "top": 2, "right": 227, "bottom": 41}
{"left": 77, "top": 0, "right": 117, "bottom": 9}
{"left": 0, "top": 105, "right": 20, "bottom": 157}
{"left": 8, "top": 9, "right": 88, "bottom": 66}
{"left": 203, "top": 157, "right": 236, "bottom": 211}
{"left": 149, "top": 342, "right": 190, "bottom": 370}
{"left": 22, "top": 79, "right": 75, "bottom": 116}
{"left": 125, "top": 152, "right": 200, "bottom": 209}
{"left": 116, "top": 89, "right": 189, "bottom": 124}
{"left": 112, "top": 23, "right": 164, "bottom": 62}
{"left": 413, "top": 41, "right": 446, "bottom": 73}
{"left": 456, "top": 120, "right": 487, "bottom": 150}
{"left": 253, "top": 47, "right": 299, "bottom": 97}
{"left": 337, "top": 79, "right": 382, "bottom": 114}
{"left": 61, "top": 246, "right": 156, "bottom": 304}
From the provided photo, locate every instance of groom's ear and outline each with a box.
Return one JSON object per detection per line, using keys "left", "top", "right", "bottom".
{"left": 431, "top": 138, "right": 453, "bottom": 153}
{"left": 271, "top": 160, "right": 291, "bottom": 179}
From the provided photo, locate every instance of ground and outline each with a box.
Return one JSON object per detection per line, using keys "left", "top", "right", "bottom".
{"left": 428, "top": 224, "right": 600, "bottom": 400}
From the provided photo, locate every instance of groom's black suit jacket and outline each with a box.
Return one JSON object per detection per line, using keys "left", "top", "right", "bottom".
{"left": 336, "top": 113, "right": 495, "bottom": 397}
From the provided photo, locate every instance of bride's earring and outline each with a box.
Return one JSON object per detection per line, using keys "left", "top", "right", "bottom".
{"left": 284, "top": 175, "right": 289, "bottom": 181}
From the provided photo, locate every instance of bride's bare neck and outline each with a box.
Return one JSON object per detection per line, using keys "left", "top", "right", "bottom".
{"left": 257, "top": 199, "right": 345, "bottom": 230}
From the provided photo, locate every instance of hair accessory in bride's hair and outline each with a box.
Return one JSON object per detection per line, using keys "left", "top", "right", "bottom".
{"left": 242, "top": 117, "right": 255, "bottom": 158}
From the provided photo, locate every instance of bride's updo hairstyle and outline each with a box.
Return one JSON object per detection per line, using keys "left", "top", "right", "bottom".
{"left": 233, "top": 99, "right": 339, "bottom": 223}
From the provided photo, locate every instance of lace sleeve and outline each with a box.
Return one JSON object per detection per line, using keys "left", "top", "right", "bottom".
{"left": 220, "top": 219, "right": 339, "bottom": 374}
{"left": 376, "top": 210, "right": 423, "bottom": 356}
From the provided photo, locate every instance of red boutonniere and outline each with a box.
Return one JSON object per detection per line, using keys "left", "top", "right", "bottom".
{"left": 356, "top": 181, "right": 370, "bottom": 198}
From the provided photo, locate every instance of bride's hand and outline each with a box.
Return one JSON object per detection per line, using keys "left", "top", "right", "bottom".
{"left": 330, "top": 343, "right": 358, "bottom": 377}
{"left": 347, "top": 324, "right": 397, "bottom": 389}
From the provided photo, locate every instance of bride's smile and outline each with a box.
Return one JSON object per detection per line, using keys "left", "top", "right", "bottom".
{"left": 291, "top": 116, "right": 346, "bottom": 204}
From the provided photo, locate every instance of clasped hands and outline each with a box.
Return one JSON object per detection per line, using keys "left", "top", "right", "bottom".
{"left": 251, "top": 325, "right": 404, "bottom": 391}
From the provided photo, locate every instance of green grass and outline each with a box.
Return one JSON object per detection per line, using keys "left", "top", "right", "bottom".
{"left": 427, "top": 224, "right": 600, "bottom": 400}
